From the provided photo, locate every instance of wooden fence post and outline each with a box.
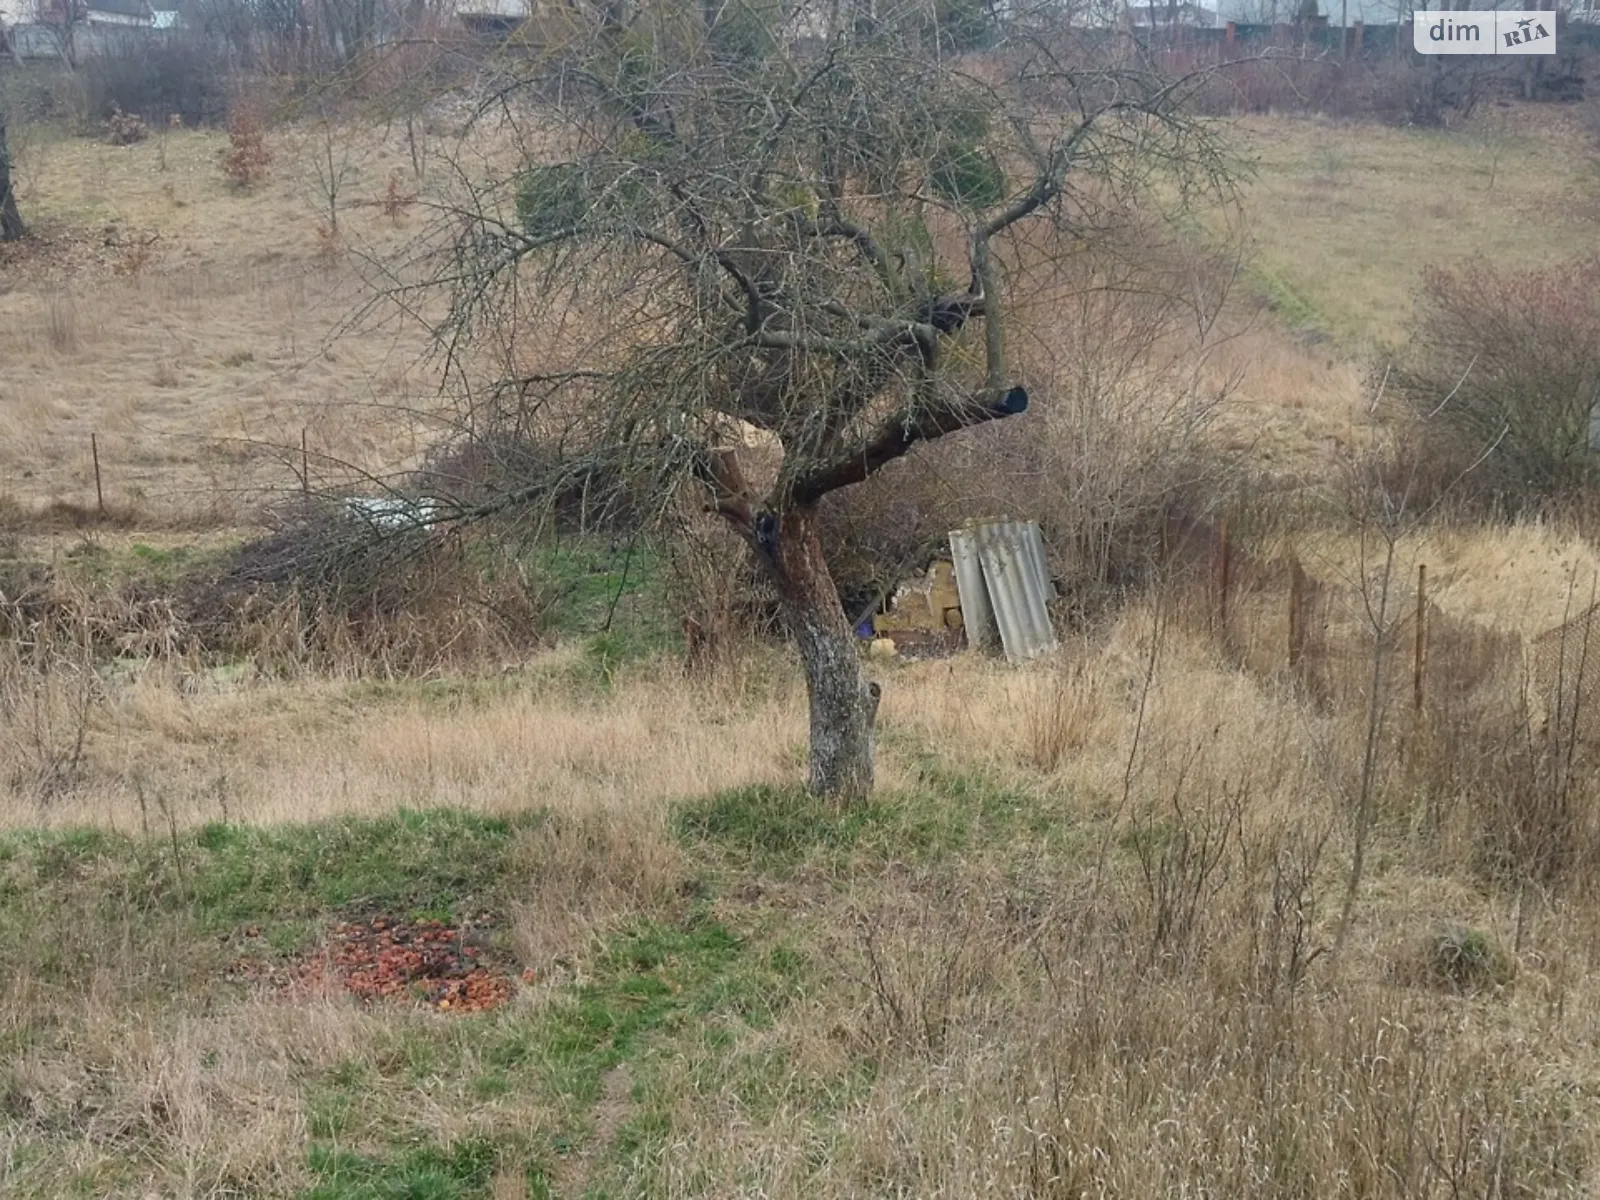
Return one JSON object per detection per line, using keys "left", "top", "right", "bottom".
{"left": 1289, "top": 554, "right": 1306, "bottom": 673}
{"left": 1413, "top": 563, "right": 1427, "bottom": 714}
{"left": 91, "top": 433, "right": 104, "bottom": 517}
{"left": 301, "top": 427, "right": 310, "bottom": 499}
{"left": 1216, "top": 519, "right": 1232, "bottom": 638}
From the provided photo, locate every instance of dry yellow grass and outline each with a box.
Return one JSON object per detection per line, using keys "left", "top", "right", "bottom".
{"left": 0, "top": 654, "right": 812, "bottom": 830}
{"left": 1297, "top": 520, "right": 1600, "bottom": 641}
{"left": 0, "top": 104, "right": 1588, "bottom": 529}
{"left": 0, "top": 121, "right": 460, "bottom": 520}
{"left": 1232, "top": 106, "right": 1600, "bottom": 350}
{"left": 5, "top": 592, "right": 1600, "bottom": 1194}
{"left": 8, "top": 101, "right": 1600, "bottom": 1196}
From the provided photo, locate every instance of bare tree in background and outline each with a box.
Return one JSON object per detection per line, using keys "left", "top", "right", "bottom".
{"left": 388, "top": 0, "right": 1237, "bottom": 800}
{"left": 0, "top": 104, "right": 24, "bottom": 241}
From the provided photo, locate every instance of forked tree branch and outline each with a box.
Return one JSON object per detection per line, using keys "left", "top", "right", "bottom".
{"left": 790, "top": 385, "right": 1030, "bottom": 506}
{"left": 694, "top": 445, "right": 757, "bottom": 532}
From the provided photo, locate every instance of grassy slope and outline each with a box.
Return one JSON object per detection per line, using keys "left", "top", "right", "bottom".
{"left": 1233, "top": 108, "right": 1599, "bottom": 351}
{"left": 2, "top": 105, "right": 1593, "bottom": 521}
{"left": 0, "top": 120, "right": 447, "bottom": 520}
{"left": 4, "top": 748, "right": 1598, "bottom": 1197}
{"left": 7, "top": 105, "right": 1600, "bottom": 1197}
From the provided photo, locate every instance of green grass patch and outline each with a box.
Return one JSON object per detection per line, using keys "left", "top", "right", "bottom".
{"left": 182, "top": 808, "right": 530, "bottom": 930}
{"left": 674, "top": 765, "right": 1036, "bottom": 870}
{"left": 305, "top": 1138, "right": 503, "bottom": 1200}
{"left": 530, "top": 911, "right": 801, "bottom": 1096}
{"left": 536, "top": 537, "right": 680, "bottom": 681}
{"left": 537, "top": 916, "right": 741, "bottom": 1098}
{"left": 673, "top": 784, "right": 888, "bottom": 864}
{"left": 1246, "top": 260, "right": 1326, "bottom": 336}
{"left": 0, "top": 809, "right": 544, "bottom": 992}
{"left": 50, "top": 536, "right": 230, "bottom": 589}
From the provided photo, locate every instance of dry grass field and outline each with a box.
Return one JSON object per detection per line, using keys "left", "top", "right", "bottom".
{"left": 0, "top": 117, "right": 461, "bottom": 521}
{"left": 7, "top": 94, "right": 1600, "bottom": 1198}
{"left": 1236, "top": 107, "right": 1600, "bottom": 349}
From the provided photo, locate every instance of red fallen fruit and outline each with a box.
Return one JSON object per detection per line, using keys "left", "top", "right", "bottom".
{"left": 258, "top": 914, "right": 521, "bottom": 1013}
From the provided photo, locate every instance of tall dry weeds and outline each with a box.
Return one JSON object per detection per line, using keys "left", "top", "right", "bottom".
{"left": 0, "top": 609, "right": 101, "bottom": 803}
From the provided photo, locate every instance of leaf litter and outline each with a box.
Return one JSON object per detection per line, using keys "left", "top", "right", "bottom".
{"left": 225, "top": 913, "right": 536, "bottom": 1013}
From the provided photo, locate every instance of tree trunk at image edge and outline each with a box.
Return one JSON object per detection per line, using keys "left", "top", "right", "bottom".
{"left": 0, "top": 120, "right": 24, "bottom": 242}
{"left": 768, "top": 506, "right": 880, "bottom": 801}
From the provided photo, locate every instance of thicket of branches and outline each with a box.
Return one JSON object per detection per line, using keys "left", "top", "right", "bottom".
{"left": 359, "top": 0, "right": 1240, "bottom": 797}
{"left": 1391, "top": 258, "right": 1600, "bottom": 510}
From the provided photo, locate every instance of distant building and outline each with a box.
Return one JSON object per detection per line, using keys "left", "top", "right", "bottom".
{"left": 1128, "top": 1, "right": 1219, "bottom": 27}
{"left": 85, "top": 0, "right": 151, "bottom": 25}
{"left": 1, "top": 0, "right": 156, "bottom": 60}
{"left": 11, "top": 0, "right": 153, "bottom": 26}
{"left": 1210, "top": 0, "right": 1401, "bottom": 23}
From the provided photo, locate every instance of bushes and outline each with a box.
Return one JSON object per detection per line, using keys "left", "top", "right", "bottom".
{"left": 222, "top": 104, "right": 272, "bottom": 186}
{"left": 411, "top": 429, "right": 655, "bottom": 533}
{"left": 181, "top": 504, "right": 547, "bottom": 675}
{"left": 79, "top": 36, "right": 233, "bottom": 127}
{"left": 1179, "top": 46, "right": 1504, "bottom": 127}
{"left": 1391, "top": 258, "right": 1600, "bottom": 509}
{"left": 103, "top": 105, "right": 148, "bottom": 145}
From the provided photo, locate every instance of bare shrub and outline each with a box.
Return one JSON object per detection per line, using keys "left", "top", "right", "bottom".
{"left": 1361, "top": 54, "right": 1499, "bottom": 127}
{"left": 1177, "top": 44, "right": 1502, "bottom": 126}
{"left": 411, "top": 423, "right": 658, "bottom": 536}
{"left": 849, "top": 876, "right": 1029, "bottom": 1058}
{"left": 380, "top": 173, "right": 415, "bottom": 223}
{"left": 819, "top": 234, "right": 1241, "bottom": 627}
{"left": 1391, "top": 257, "right": 1600, "bottom": 509}
{"left": 79, "top": 37, "right": 232, "bottom": 128}
{"left": 222, "top": 106, "right": 272, "bottom": 188}
{"left": 665, "top": 518, "right": 780, "bottom": 679}
{"left": 411, "top": 430, "right": 553, "bottom": 507}
{"left": 1128, "top": 779, "right": 1247, "bottom": 966}
{"left": 103, "top": 105, "right": 149, "bottom": 146}
{"left": 313, "top": 220, "right": 340, "bottom": 263}
{"left": 180, "top": 505, "right": 547, "bottom": 675}
{"left": 0, "top": 598, "right": 103, "bottom": 803}
{"left": 815, "top": 448, "right": 976, "bottom": 627}
{"left": 1242, "top": 814, "right": 1332, "bottom": 999}
{"left": 828, "top": 838, "right": 1580, "bottom": 1197}
{"left": 1389, "top": 605, "right": 1600, "bottom": 898}
{"left": 112, "top": 233, "right": 160, "bottom": 277}
{"left": 354, "top": 10, "right": 471, "bottom": 103}
{"left": 1464, "top": 707, "right": 1600, "bottom": 895}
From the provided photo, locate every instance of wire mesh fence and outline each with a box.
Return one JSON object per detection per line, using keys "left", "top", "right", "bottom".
{"left": 1162, "top": 519, "right": 1541, "bottom": 741}
{"left": 1528, "top": 596, "right": 1600, "bottom": 748}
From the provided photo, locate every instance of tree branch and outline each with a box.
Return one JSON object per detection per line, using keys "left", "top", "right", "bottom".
{"left": 693, "top": 445, "right": 757, "bottom": 532}
{"left": 790, "top": 385, "right": 1029, "bottom": 506}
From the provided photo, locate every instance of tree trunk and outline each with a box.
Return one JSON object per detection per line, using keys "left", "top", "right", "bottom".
{"left": 0, "top": 119, "right": 24, "bottom": 243}
{"left": 767, "top": 505, "right": 880, "bottom": 802}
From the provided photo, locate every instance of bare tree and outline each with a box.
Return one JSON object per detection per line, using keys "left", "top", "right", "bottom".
{"left": 0, "top": 110, "right": 24, "bottom": 242}
{"left": 390, "top": 0, "right": 1237, "bottom": 799}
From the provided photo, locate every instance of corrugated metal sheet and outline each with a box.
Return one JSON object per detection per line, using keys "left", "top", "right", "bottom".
{"left": 948, "top": 528, "right": 996, "bottom": 650}
{"left": 950, "top": 519, "right": 1057, "bottom": 663}
{"left": 1021, "top": 522, "right": 1057, "bottom": 603}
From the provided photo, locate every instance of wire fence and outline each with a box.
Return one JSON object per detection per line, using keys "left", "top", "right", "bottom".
{"left": 1529, "top": 593, "right": 1600, "bottom": 746}
{"left": 1165, "top": 519, "right": 1594, "bottom": 745}
{"left": 1, "top": 420, "right": 438, "bottom": 530}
